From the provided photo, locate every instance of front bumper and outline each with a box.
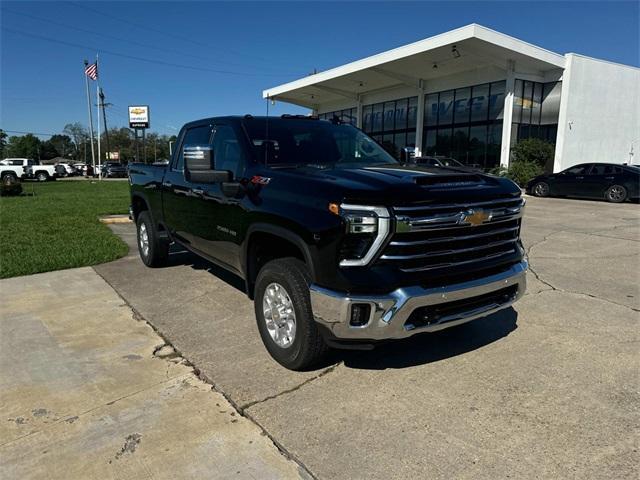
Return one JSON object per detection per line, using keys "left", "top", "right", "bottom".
{"left": 310, "top": 260, "right": 527, "bottom": 341}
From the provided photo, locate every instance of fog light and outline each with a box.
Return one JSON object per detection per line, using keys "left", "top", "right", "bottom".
{"left": 350, "top": 303, "right": 371, "bottom": 327}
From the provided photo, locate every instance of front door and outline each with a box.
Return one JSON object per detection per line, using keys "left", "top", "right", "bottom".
{"left": 554, "top": 164, "right": 591, "bottom": 196}
{"left": 188, "top": 124, "right": 246, "bottom": 273}
{"left": 162, "top": 124, "right": 213, "bottom": 246}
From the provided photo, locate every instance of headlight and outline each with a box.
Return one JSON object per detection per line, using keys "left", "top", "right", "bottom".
{"left": 335, "top": 204, "right": 390, "bottom": 267}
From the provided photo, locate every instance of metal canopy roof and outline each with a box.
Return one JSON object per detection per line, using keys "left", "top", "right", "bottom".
{"left": 263, "top": 24, "right": 566, "bottom": 108}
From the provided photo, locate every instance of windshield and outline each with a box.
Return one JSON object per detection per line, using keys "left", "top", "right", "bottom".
{"left": 440, "top": 158, "right": 464, "bottom": 167}
{"left": 243, "top": 118, "right": 397, "bottom": 168}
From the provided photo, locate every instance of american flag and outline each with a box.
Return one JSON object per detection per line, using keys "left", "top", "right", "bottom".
{"left": 85, "top": 62, "right": 98, "bottom": 81}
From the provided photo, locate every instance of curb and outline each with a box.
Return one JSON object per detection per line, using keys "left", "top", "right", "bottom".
{"left": 99, "top": 215, "right": 132, "bottom": 224}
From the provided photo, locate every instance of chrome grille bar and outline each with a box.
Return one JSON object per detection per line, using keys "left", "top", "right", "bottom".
{"left": 399, "top": 249, "right": 517, "bottom": 273}
{"left": 381, "top": 238, "right": 518, "bottom": 261}
{"left": 389, "top": 225, "right": 519, "bottom": 247}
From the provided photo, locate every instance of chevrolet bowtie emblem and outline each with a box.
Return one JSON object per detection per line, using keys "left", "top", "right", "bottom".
{"left": 461, "top": 209, "right": 492, "bottom": 226}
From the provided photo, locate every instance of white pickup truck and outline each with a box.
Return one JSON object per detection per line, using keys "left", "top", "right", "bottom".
{"left": 0, "top": 158, "right": 57, "bottom": 182}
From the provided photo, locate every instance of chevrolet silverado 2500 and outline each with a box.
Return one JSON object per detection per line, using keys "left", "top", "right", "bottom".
{"left": 129, "top": 115, "right": 527, "bottom": 370}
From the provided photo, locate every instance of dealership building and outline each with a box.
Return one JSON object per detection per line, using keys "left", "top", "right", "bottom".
{"left": 264, "top": 24, "right": 639, "bottom": 172}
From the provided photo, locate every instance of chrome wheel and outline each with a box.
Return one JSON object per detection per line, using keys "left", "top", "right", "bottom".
{"left": 138, "top": 223, "right": 150, "bottom": 258}
{"left": 36, "top": 172, "right": 48, "bottom": 182}
{"left": 606, "top": 185, "right": 626, "bottom": 203}
{"left": 534, "top": 182, "right": 549, "bottom": 197}
{"left": 262, "top": 282, "right": 296, "bottom": 348}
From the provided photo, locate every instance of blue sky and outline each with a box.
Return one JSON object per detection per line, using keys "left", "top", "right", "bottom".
{"left": 1, "top": 1, "right": 638, "bottom": 138}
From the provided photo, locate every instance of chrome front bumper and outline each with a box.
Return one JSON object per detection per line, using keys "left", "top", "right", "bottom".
{"left": 309, "top": 261, "right": 527, "bottom": 341}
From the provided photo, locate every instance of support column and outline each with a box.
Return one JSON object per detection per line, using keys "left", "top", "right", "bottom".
{"left": 356, "top": 95, "right": 363, "bottom": 128}
{"left": 500, "top": 60, "right": 516, "bottom": 168}
{"left": 414, "top": 80, "right": 425, "bottom": 157}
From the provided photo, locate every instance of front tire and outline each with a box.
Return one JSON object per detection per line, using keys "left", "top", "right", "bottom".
{"left": 136, "top": 211, "right": 169, "bottom": 267}
{"left": 254, "top": 258, "right": 329, "bottom": 370}
{"left": 605, "top": 185, "right": 627, "bottom": 203}
{"left": 35, "top": 171, "right": 49, "bottom": 182}
{"left": 533, "top": 181, "right": 550, "bottom": 197}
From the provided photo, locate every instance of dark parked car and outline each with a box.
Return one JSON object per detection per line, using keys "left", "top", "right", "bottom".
{"left": 414, "top": 156, "right": 482, "bottom": 172}
{"left": 129, "top": 115, "right": 527, "bottom": 370}
{"left": 526, "top": 163, "right": 640, "bottom": 203}
{"left": 100, "top": 162, "right": 128, "bottom": 178}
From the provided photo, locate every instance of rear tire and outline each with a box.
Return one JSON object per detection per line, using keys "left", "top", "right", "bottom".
{"left": 35, "top": 171, "right": 49, "bottom": 182}
{"left": 254, "top": 258, "right": 329, "bottom": 370}
{"left": 605, "top": 185, "right": 627, "bottom": 203}
{"left": 533, "top": 181, "right": 550, "bottom": 197}
{"left": 136, "top": 211, "right": 169, "bottom": 267}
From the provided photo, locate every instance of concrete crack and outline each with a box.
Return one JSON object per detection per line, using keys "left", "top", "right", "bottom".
{"left": 240, "top": 363, "right": 341, "bottom": 411}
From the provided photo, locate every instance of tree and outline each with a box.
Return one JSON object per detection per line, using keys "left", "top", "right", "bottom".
{"left": 49, "top": 134, "right": 75, "bottom": 158}
{"left": 0, "top": 129, "right": 7, "bottom": 158}
{"left": 63, "top": 123, "right": 89, "bottom": 160}
{"left": 5, "top": 134, "right": 41, "bottom": 159}
{"left": 511, "top": 138, "right": 555, "bottom": 172}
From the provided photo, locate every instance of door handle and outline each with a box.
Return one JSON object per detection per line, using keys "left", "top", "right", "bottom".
{"left": 162, "top": 181, "right": 172, "bottom": 188}
{"left": 575, "top": 176, "right": 584, "bottom": 179}
{"left": 191, "top": 188, "right": 204, "bottom": 195}
{"left": 605, "top": 176, "right": 614, "bottom": 180}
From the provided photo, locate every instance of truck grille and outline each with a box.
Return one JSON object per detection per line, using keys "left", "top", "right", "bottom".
{"left": 380, "top": 197, "right": 524, "bottom": 273}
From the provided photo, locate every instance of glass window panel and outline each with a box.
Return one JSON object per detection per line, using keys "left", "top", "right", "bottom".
{"left": 436, "top": 127, "right": 452, "bottom": 156}
{"left": 394, "top": 98, "right": 408, "bottom": 130}
{"left": 383, "top": 101, "right": 396, "bottom": 132}
{"left": 362, "top": 105, "right": 373, "bottom": 132}
{"left": 453, "top": 87, "right": 471, "bottom": 125}
{"left": 425, "top": 93, "right": 439, "bottom": 127}
{"left": 486, "top": 121, "right": 503, "bottom": 170}
{"left": 532, "top": 83, "right": 542, "bottom": 125}
{"left": 452, "top": 126, "right": 469, "bottom": 162}
{"left": 438, "top": 90, "right": 454, "bottom": 125}
{"left": 470, "top": 84, "right": 490, "bottom": 123}
{"left": 513, "top": 80, "right": 523, "bottom": 124}
{"left": 424, "top": 129, "right": 437, "bottom": 155}
{"left": 489, "top": 81, "right": 506, "bottom": 120}
{"left": 382, "top": 133, "right": 397, "bottom": 158}
{"left": 521, "top": 81, "right": 533, "bottom": 125}
{"left": 468, "top": 124, "right": 487, "bottom": 169}
{"left": 407, "top": 97, "right": 418, "bottom": 129}
{"left": 406, "top": 131, "right": 416, "bottom": 148}
{"left": 372, "top": 103, "right": 383, "bottom": 132}
{"left": 541, "top": 82, "right": 562, "bottom": 125}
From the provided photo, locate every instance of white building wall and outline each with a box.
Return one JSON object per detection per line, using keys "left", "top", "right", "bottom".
{"left": 554, "top": 54, "right": 640, "bottom": 171}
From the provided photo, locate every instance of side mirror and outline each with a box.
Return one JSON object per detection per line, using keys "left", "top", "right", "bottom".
{"left": 184, "top": 144, "right": 230, "bottom": 183}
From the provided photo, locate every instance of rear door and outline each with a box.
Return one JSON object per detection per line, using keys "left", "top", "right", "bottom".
{"left": 583, "top": 164, "right": 617, "bottom": 198}
{"left": 161, "top": 124, "right": 214, "bottom": 245}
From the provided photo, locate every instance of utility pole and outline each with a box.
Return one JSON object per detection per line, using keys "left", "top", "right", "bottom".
{"left": 99, "top": 88, "right": 112, "bottom": 162}
{"left": 83, "top": 59, "right": 96, "bottom": 172}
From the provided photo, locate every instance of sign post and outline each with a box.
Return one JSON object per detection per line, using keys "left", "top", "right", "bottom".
{"left": 128, "top": 105, "right": 150, "bottom": 163}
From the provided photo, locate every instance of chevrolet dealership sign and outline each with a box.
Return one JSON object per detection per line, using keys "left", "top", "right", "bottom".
{"left": 128, "top": 105, "right": 150, "bottom": 129}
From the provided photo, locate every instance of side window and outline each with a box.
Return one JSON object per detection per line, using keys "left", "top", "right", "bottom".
{"left": 565, "top": 165, "right": 589, "bottom": 175}
{"left": 212, "top": 125, "right": 242, "bottom": 176}
{"left": 174, "top": 125, "right": 213, "bottom": 171}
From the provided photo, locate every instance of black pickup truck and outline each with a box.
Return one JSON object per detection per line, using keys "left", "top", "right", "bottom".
{"left": 129, "top": 115, "right": 527, "bottom": 370}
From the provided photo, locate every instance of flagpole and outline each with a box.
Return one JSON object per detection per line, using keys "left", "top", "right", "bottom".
{"left": 83, "top": 59, "right": 96, "bottom": 175}
{"left": 96, "top": 54, "right": 102, "bottom": 181}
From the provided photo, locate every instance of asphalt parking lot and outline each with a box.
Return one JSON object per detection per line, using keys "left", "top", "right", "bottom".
{"left": 94, "top": 196, "right": 639, "bottom": 479}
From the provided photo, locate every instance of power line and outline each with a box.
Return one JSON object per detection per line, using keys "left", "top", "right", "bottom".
{"left": 2, "top": 27, "right": 300, "bottom": 78}
{"left": 66, "top": 1, "right": 302, "bottom": 68}
{"left": 2, "top": 130, "right": 58, "bottom": 137}
{"left": 3, "top": 8, "right": 293, "bottom": 73}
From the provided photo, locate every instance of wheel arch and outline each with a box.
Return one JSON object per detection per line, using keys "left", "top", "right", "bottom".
{"left": 243, "top": 223, "right": 316, "bottom": 299}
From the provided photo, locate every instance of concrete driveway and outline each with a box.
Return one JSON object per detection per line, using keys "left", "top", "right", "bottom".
{"left": 94, "top": 196, "right": 640, "bottom": 479}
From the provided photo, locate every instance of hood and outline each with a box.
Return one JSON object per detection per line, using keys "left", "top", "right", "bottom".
{"left": 272, "top": 163, "right": 521, "bottom": 205}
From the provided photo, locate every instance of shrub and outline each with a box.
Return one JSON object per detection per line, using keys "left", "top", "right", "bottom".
{"left": 1, "top": 176, "right": 22, "bottom": 196}
{"left": 511, "top": 138, "right": 555, "bottom": 170}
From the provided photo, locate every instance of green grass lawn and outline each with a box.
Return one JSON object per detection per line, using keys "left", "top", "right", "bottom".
{"left": 0, "top": 180, "right": 131, "bottom": 278}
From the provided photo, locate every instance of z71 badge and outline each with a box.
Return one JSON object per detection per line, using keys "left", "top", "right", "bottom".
{"left": 250, "top": 175, "right": 272, "bottom": 185}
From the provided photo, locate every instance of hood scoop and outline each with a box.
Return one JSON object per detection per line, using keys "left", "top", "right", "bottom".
{"left": 414, "top": 174, "right": 484, "bottom": 188}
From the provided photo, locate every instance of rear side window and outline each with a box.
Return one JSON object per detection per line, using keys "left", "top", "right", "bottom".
{"left": 174, "top": 125, "right": 213, "bottom": 171}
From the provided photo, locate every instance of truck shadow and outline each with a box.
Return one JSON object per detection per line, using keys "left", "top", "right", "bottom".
{"left": 336, "top": 308, "right": 518, "bottom": 370}
{"left": 164, "top": 244, "right": 518, "bottom": 371}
